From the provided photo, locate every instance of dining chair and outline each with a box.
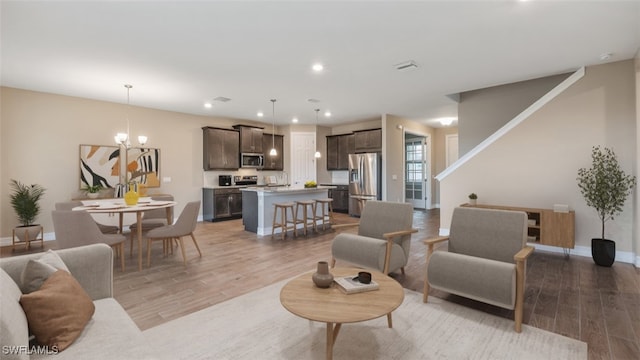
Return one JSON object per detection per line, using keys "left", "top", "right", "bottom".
{"left": 127, "top": 194, "right": 174, "bottom": 256}
{"left": 51, "top": 210, "right": 126, "bottom": 271}
{"left": 145, "top": 201, "right": 201, "bottom": 266}
{"left": 55, "top": 201, "right": 120, "bottom": 234}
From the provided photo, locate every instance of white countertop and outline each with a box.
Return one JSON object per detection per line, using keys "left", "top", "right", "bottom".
{"left": 241, "top": 185, "right": 335, "bottom": 193}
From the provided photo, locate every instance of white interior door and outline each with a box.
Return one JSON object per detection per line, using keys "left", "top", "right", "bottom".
{"left": 290, "top": 132, "right": 316, "bottom": 186}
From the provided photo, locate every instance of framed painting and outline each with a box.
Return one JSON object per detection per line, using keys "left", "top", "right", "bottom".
{"left": 126, "top": 147, "right": 161, "bottom": 188}
{"left": 79, "top": 145, "right": 121, "bottom": 189}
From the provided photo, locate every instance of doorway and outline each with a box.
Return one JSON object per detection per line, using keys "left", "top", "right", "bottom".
{"left": 404, "top": 132, "right": 430, "bottom": 209}
{"left": 290, "top": 132, "right": 317, "bottom": 186}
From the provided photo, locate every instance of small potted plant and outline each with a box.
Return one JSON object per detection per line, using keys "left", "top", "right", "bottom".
{"left": 84, "top": 184, "right": 103, "bottom": 199}
{"left": 468, "top": 193, "right": 478, "bottom": 206}
{"left": 9, "top": 179, "right": 46, "bottom": 245}
{"left": 577, "top": 146, "right": 636, "bottom": 266}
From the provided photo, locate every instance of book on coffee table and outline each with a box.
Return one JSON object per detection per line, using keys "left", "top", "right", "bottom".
{"left": 334, "top": 275, "right": 379, "bottom": 294}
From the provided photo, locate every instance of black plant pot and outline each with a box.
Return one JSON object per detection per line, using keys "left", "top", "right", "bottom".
{"left": 591, "top": 238, "right": 615, "bottom": 267}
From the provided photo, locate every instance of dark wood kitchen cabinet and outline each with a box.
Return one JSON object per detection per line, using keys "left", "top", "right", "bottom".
{"left": 233, "top": 125, "right": 264, "bottom": 153}
{"left": 326, "top": 134, "right": 354, "bottom": 170}
{"left": 261, "top": 133, "right": 284, "bottom": 170}
{"left": 354, "top": 128, "right": 382, "bottom": 153}
{"left": 202, "top": 127, "right": 239, "bottom": 170}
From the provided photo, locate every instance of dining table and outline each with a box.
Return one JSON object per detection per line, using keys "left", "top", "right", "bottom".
{"left": 72, "top": 197, "right": 177, "bottom": 271}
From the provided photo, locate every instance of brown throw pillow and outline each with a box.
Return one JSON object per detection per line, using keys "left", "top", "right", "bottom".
{"left": 19, "top": 270, "right": 95, "bottom": 352}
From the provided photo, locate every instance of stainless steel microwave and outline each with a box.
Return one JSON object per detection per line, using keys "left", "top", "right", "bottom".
{"left": 241, "top": 153, "right": 264, "bottom": 168}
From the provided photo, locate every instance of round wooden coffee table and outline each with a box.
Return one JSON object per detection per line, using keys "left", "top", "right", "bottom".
{"left": 280, "top": 267, "right": 404, "bottom": 360}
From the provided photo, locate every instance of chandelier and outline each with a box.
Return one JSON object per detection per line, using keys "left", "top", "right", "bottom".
{"left": 114, "top": 84, "right": 147, "bottom": 148}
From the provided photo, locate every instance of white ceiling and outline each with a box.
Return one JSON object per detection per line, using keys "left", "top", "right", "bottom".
{"left": 1, "top": 1, "right": 639, "bottom": 128}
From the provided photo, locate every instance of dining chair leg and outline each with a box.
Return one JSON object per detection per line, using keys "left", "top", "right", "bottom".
{"left": 120, "top": 243, "right": 125, "bottom": 272}
{"left": 130, "top": 232, "right": 134, "bottom": 258}
{"left": 178, "top": 237, "right": 187, "bottom": 265}
{"left": 147, "top": 238, "right": 152, "bottom": 267}
{"left": 190, "top": 233, "right": 202, "bottom": 257}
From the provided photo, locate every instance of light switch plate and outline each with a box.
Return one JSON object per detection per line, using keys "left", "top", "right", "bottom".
{"left": 163, "top": 177, "right": 172, "bottom": 183}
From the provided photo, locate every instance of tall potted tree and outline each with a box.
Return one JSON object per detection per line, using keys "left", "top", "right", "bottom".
{"left": 577, "top": 146, "right": 636, "bottom": 266}
{"left": 9, "top": 179, "right": 46, "bottom": 247}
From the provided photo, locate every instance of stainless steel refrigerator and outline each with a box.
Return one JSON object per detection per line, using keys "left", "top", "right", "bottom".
{"left": 348, "top": 153, "right": 382, "bottom": 217}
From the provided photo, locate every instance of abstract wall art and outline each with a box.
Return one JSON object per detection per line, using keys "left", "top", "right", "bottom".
{"left": 126, "top": 147, "right": 161, "bottom": 188}
{"left": 79, "top": 144, "right": 121, "bottom": 189}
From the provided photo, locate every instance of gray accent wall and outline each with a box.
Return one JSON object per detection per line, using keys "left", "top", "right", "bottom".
{"left": 458, "top": 73, "right": 572, "bottom": 155}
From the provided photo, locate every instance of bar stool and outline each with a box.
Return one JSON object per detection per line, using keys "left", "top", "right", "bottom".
{"left": 272, "top": 202, "right": 296, "bottom": 240}
{"left": 314, "top": 198, "right": 334, "bottom": 231}
{"left": 294, "top": 200, "right": 317, "bottom": 236}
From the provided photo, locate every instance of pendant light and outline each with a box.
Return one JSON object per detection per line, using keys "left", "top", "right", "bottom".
{"left": 314, "top": 108, "right": 321, "bottom": 158}
{"left": 114, "top": 84, "right": 147, "bottom": 148}
{"left": 270, "top": 99, "right": 277, "bottom": 156}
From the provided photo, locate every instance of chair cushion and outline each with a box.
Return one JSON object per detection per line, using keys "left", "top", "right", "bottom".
{"left": 332, "top": 233, "right": 407, "bottom": 273}
{"left": 449, "top": 207, "right": 527, "bottom": 264}
{"left": 0, "top": 268, "right": 29, "bottom": 360}
{"left": 20, "top": 270, "right": 95, "bottom": 352}
{"left": 428, "top": 251, "right": 516, "bottom": 309}
{"left": 358, "top": 201, "right": 413, "bottom": 240}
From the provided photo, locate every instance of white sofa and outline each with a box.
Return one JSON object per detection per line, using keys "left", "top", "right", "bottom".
{"left": 0, "top": 244, "right": 158, "bottom": 359}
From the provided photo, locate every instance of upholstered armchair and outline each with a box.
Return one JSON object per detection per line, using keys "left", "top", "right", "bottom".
{"left": 330, "top": 201, "right": 417, "bottom": 275}
{"left": 423, "top": 207, "right": 534, "bottom": 332}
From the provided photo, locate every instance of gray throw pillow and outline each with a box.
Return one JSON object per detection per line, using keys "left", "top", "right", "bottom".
{"left": 20, "top": 250, "right": 70, "bottom": 294}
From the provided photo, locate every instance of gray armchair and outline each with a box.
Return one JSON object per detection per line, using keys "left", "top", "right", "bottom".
{"left": 330, "top": 201, "right": 417, "bottom": 275}
{"left": 423, "top": 206, "right": 534, "bottom": 332}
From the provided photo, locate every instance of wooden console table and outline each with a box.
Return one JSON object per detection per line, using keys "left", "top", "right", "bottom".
{"left": 462, "top": 203, "right": 575, "bottom": 249}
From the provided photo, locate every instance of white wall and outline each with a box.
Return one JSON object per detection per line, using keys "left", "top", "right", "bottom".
{"left": 439, "top": 60, "right": 637, "bottom": 257}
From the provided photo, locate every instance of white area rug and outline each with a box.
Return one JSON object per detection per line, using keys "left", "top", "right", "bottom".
{"left": 143, "top": 279, "right": 587, "bottom": 359}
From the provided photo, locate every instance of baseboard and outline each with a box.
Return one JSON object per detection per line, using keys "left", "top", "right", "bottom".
{"left": 438, "top": 227, "right": 638, "bottom": 267}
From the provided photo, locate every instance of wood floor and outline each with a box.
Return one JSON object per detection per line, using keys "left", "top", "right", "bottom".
{"left": 3, "top": 209, "right": 639, "bottom": 359}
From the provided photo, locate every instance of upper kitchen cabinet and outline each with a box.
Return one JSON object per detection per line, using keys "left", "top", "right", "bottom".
{"left": 233, "top": 125, "right": 264, "bottom": 153}
{"left": 326, "top": 134, "right": 354, "bottom": 170}
{"left": 354, "top": 128, "right": 382, "bottom": 153}
{"left": 202, "top": 127, "right": 240, "bottom": 170}
{"left": 262, "top": 133, "right": 284, "bottom": 170}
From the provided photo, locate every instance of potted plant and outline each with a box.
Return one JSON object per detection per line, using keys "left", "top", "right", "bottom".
{"left": 9, "top": 179, "right": 46, "bottom": 244}
{"left": 468, "top": 193, "right": 478, "bottom": 206}
{"left": 577, "top": 146, "right": 636, "bottom": 267}
{"left": 84, "top": 184, "right": 103, "bottom": 199}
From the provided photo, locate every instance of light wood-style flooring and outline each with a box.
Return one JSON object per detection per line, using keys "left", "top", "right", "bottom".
{"left": 3, "top": 209, "right": 639, "bottom": 359}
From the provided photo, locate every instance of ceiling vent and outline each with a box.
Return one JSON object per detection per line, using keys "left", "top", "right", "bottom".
{"left": 307, "top": 98, "right": 321, "bottom": 103}
{"left": 214, "top": 96, "right": 231, "bottom": 102}
{"left": 394, "top": 60, "right": 418, "bottom": 72}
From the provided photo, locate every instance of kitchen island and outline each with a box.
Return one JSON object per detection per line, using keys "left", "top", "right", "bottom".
{"left": 241, "top": 186, "right": 334, "bottom": 235}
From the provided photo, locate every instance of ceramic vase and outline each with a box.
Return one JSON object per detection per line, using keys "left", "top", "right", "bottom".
{"left": 124, "top": 185, "right": 139, "bottom": 206}
{"left": 312, "top": 261, "right": 333, "bottom": 288}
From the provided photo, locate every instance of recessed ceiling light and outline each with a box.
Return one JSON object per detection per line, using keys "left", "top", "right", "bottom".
{"left": 292, "top": 117, "right": 299, "bottom": 123}
{"left": 324, "top": 111, "right": 331, "bottom": 117}
{"left": 312, "top": 63, "right": 324, "bottom": 72}
{"left": 204, "top": 103, "right": 212, "bottom": 109}
{"left": 257, "top": 112, "right": 264, "bottom": 117}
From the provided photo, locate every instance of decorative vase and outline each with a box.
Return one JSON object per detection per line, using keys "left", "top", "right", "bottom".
{"left": 591, "top": 238, "right": 615, "bottom": 267}
{"left": 87, "top": 192, "right": 99, "bottom": 199}
{"left": 124, "top": 185, "right": 139, "bottom": 206}
{"left": 469, "top": 199, "right": 477, "bottom": 206}
{"left": 312, "top": 261, "right": 334, "bottom": 288}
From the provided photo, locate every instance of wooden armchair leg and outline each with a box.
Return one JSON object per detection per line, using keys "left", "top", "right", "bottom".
{"left": 330, "top": 257, "right": 336, "bottom": 268}
{"left": 514, "top": 258, "right": 526, "bottom": 333}
{"left": 423, "top": 243, "right": 435, "bottom": 303}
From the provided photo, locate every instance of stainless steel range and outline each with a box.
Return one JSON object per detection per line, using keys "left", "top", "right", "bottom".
{"left": 234, "top": 175, "right": 257, "bottom": 186}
